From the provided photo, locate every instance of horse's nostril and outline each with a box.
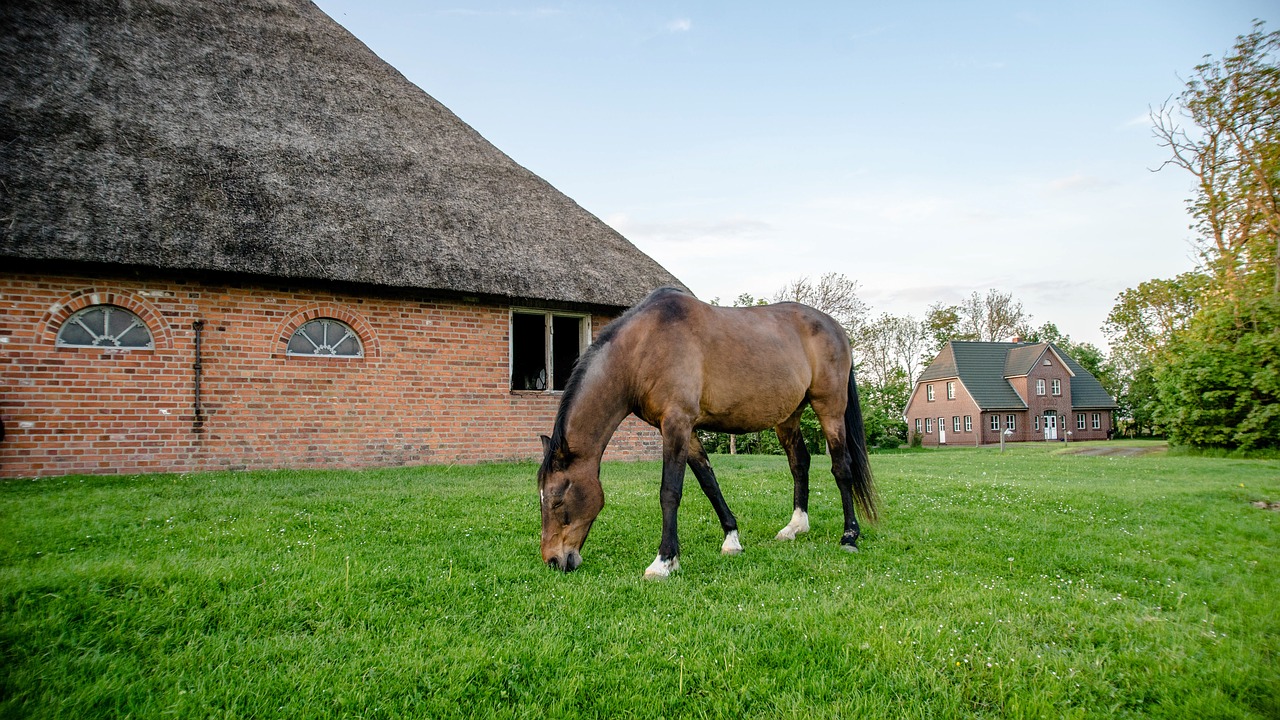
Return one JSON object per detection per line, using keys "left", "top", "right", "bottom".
{"left": 565, "top": 552, "right": 582, "bottom": 572}
{"left": 547, "top": 556, "right": 561, "bottom": 571}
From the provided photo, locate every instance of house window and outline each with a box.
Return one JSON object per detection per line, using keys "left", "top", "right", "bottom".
{"left": 946, "top": 381, "right": 955, "bottom": 400}
{"left": 925, "top": 417, "right": 934, "bottom": 433}
{"left": 1036, "top": 379, "right": 1046, "bottom": 396}
{"left": 1052, "top": 379, "right": 1062, "bottom": 396}
{"left": 511, "top": 311, "right": 588, "bottom": 391}
{"left": 1035, "top": 416, "right": 1041, "bottom": 431}
{"left": 287, "top": 318, "right": 363, "bottom": 357}
{"left": 989, "top": 415, "right": 1000, "bottom": 432}
{"left": 1092, "top": 413, "right": 1102, "bottom": 430}
{"left": 915, "top": 418, "right": 922, "bottom": 435}
{"left": 926, "top": 384, "right": 935, "bottom": 402}
{"left": 56, "top": 305, "right": 153, "bottom": 349}
{"left": 1077, "top": 413, "right": 1086, "bottom": 430}
{"left": 952, "top": 416, "right": 961, "bottom": 432}
{"left": 964, "top": 416, "right": 972, "bottom": 432}
{"left": 1006, "top": 414, "right": 1016, "bottom": 431}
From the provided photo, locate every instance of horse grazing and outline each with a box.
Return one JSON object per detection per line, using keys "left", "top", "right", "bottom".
{"left": 538, "top": 287, "right": 877, "bottom": 578}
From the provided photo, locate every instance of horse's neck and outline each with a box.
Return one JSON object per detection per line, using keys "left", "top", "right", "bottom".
{"left": 562, "top": 347, "right": 632, "bottom": 464}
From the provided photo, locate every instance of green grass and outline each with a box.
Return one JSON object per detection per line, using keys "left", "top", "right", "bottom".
{"left": 2, "top": 443, "right": 1277, "bottom": 718}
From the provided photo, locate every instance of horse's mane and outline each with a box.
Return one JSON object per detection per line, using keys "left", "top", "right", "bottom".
{"left": 540, "top": 286, "right": 689, "bottom": 473}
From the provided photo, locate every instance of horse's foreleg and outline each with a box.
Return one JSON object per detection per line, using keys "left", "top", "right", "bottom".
{"left": 774, "top": 410, "right": 812, "bottom": 541}
{"left": 687, "top": 433, "right": 741, "bottom": 555}
{"left": 646, "top": 421, "right": 691, "bottom": 579}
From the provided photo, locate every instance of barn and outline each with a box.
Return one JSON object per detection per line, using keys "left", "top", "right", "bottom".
{"left": 0, "top": 0, "right": 681, "bottom": 477}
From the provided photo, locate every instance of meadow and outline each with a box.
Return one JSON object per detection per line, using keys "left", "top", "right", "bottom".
{"left": 1, "top": 442, "right": 1277, "bottom": 719}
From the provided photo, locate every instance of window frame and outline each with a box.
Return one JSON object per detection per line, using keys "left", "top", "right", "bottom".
{"left": 55, "top": 304, "right": 154, "bottom": 350}
{"left": 952, "top": 416, "right": 961, "bottom": 432}
{"left": 964, "top": 415, "right": 972, "bottom": 432}
{"left": 1036, "top": 378, "right": 1046, "bottom": 396}
{"left": 925, "top": 417, "right": 934, "bottom": 433}
{"left": 989, "top": 414, "right": 1000, "bottom": 432}
{"left": 510, "top": 308, "right": 591, "bottom": 393}
{"left": 915, "top": 418, "right": 922, "bottom": 435}
{"left": 1051, "top": 378, "right": 1062, "bottom": 396}
{"left": 926, "top": 384, "right": 935, "bottom": 402}
{"left": 1006, "top": 414, "right": 1016, "bottom": 431}
{"left": 286, "top": 317, "right": 364, "bottom": 358}
{"left": 1092, "top": 413, "right": 1102, "bottom": 430}
{"left": 946, "top": 381, "right": 955, "bottom": 400}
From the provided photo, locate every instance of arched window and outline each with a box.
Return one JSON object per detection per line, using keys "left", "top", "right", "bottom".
{"left": 287, "top": 318, "right": 363, "bottom": 357}
{"left": 56, "top": 305, "right": 153, "bottom": 349}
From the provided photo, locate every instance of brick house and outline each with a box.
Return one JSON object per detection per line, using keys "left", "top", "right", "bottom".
{"left": 0, "top": 0, "right": 680, "bottom": 477}
{"left": 904, "top": 341, "right": 1117, "bottom": 447}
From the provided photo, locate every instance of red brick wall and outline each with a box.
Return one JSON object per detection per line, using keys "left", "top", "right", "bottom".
{"left": 0, "top": 270, "right": 662, "bottom": 477}
{"left": 904, "top": 379, "right": 983, "bottom": 447}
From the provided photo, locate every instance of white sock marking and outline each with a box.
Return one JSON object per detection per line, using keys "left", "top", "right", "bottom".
{"left": 721, "top": 530, "right": 743, "bottom": 555}
{"left": 643, "top": 555, "right": 680, "bottom": 579}
{"left": 775, "top": 509, "right": 810, "bottom": 541}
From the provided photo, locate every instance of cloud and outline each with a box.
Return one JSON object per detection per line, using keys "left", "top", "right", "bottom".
{"left": 665, "top": 18, "right": 692, "bottom": 33}
{"left": 1045, "top": 173, "right": 1110, "bottom": 194}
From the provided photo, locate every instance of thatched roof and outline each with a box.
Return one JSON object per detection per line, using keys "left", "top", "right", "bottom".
{"left": 0, "top": 0, "right": 682, "bottom": 309}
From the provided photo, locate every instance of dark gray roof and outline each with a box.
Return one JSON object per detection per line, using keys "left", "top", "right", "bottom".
{"left": 918, "top": 341, "right": 1116, "bottom": 411}
{"left": 0, "top": 0, "right": 683, "bottom": 309}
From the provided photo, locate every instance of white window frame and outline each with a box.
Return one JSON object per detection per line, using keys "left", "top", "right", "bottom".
{"left": 946, "top": 381, "right": 955, "bottom": 400}
{"left": 915, "top": 418, "right": 922, "bottom": 435}
{"left": 926, "top": 384, "right": 935, "bottom": 402}
{"left": 1077, "top": 413, "right": 1087, "bottom": 430}
{"left": 1006, "top": 414, "right": 1016, "bottom": 431}
{"left": 952, "top": 416, "right": 961, "bottom": 432}
{"left": 56, "top": 304, "right": 154, "bottom": 350}
{"left": 510, "top": 309, "right": 591, "bottom": 393}
{"left": 1052, "top": 378, "right": 1062, "bottom": 396}
{"left": 925, "top": 417, "right": 934, "bottom": 433}
{"left": 989, "top": 415, "right": 1000, "bottom": 431}
{"left": 286, "top": 318, "right": 364, "bottom": 357}
{"left": 1036, "top": 379, "right": 1046, "bottom": 396}
{"left": 964, "top": 416, "right": 972, "bottom": 432}
{"left": 1092, "top": 413, "right": 1102, "bottom": 430}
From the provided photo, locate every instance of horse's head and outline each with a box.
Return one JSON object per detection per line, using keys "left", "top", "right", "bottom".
{"left": 537, "top": 435, "right": 604, "bottom": 572}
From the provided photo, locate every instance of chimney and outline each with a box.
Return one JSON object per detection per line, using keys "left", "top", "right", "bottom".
{"left": 1010, "top": 335, "right": 1022, "bottom": 343}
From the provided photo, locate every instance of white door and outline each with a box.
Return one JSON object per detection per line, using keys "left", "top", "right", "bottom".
{"left": 1044, "top": 413, "right": 1058, "bottom": 440}
{"left": 938, "top": 417, "right": 946, "bottom": 444}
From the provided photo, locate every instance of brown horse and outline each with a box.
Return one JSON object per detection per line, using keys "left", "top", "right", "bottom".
{"left": 538, "top": 287, "right": 877, "bottom": 577}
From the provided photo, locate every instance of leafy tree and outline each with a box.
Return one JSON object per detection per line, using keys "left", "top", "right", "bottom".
{"left": 1154, "top": 294, "right": 1280, "bottom": 449}
{"left": 1133, "top": 21, "right": 1280, "bottom": 449}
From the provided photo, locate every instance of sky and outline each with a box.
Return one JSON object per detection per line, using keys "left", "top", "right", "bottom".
{"left": 312, "top": 1, "right": 1276, "bottom": 349}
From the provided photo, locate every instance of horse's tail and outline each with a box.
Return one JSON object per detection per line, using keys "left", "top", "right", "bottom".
{"left": 845, "top": 369, "right": 879, "bottom": 522}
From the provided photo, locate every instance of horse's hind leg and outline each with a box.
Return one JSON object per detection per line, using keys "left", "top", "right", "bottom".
{"left": 774, "top": 408, "right": 812, "bottom": 541}
{"left": 811, "top": 399, "right": 861, "bottom": 552}
{"left": 687, "top": 433, "right": 741, "bottom": 555}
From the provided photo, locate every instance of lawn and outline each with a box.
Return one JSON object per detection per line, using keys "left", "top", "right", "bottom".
{"left": 1, "top": 442, "right": 1277, "bottom": 718}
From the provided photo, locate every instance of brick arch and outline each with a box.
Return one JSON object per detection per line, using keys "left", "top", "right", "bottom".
{"left": 40, "top": 287, "right": 174, "bottom": 350}
{"left": 272, "top": 303, "right": 379, "bottom": 358}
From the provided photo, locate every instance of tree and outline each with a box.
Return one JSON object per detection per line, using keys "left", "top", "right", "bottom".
{"left": 1103, "top": 273, "right": 1209, "bottom": 376}
{"left": 858, "top": 313, "right": 929, "bottom": 389}
{"left": 1152, "top": 20, "right": 1280, "bottom": 299}
{"left": 1154, "top": 294, "right": 1280, "bottom": 450}
{"left": 773, "top": 273, "right": 868, "bottom": 342}
{"left": 960, "top": 289, "right": 1028, "bottom": 342}
{"left": 1133, "top": 21, "right": 1280, "bottom": 450}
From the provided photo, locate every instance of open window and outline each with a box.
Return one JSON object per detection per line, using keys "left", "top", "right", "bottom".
{"left": 511, "top": 310, "right": 589, "bottom": 391}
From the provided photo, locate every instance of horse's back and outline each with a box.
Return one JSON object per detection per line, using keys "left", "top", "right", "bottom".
{"left": 620, "top": 290, "right": 850, "bottom": 431}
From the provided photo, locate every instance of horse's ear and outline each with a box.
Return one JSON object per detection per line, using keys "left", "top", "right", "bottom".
{"left": 540, "top": 435, "right": 551, "bottom": 455}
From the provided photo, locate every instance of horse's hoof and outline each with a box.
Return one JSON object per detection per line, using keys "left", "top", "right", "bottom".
{"left": 721, "top": 530, "right": 743, "bottom": 555}
{"left": 644, "top": 555, "right": 680, "bottom": 579}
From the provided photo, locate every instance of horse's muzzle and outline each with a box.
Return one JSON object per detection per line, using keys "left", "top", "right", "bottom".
{"left": 546, "top": 550, "right": 582, "bottom": 572}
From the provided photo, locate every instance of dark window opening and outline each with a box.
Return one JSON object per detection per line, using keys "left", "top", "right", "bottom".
{"left": 511, "top": 312, "right": 547, "bottom": 390}
{"left": 552, "top": 316, "right": 582, "bottom": 392}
